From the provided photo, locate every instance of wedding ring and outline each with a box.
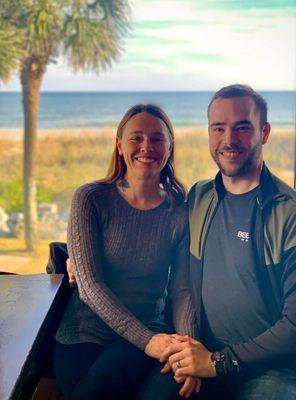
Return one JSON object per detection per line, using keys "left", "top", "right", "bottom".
{"left": 176, "top": 360, "right": 181, "bottom": 368}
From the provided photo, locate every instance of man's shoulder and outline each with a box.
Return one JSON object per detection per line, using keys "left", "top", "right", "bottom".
{"left": 187, "top": 178, "right": 216, "bottom": 213}
{"left": 272, "top": 174, "right": 296, "bottom": 202}
{"left": 188, "top": 179, "right": 214, "bottom": 199}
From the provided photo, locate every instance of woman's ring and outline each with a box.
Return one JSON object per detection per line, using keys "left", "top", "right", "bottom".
{"left": 176, "top": 360, "right": 181, "bottom": 368}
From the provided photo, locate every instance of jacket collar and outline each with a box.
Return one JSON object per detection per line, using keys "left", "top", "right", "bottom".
{"left": 213, "top": 163, "right": 279, "bottom": 207}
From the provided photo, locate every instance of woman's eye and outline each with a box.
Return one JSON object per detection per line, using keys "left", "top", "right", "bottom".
{"left": 130, "top": 136, "right": 141, "bottom": 142}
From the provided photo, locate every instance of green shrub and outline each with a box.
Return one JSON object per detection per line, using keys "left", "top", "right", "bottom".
{"left": 0, "top": 180, "right": 22, "bottom": 214}
{"left": 0, "top": 180, "right": 57, "bottom": 214}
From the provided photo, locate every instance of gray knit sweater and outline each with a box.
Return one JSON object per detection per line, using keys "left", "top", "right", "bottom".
{"left": 56, "top": 182, "right": 195, "bottom": 350}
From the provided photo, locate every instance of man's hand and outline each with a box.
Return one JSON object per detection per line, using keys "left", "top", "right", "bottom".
{"left": 144, "top": 333, "right": 180, "bottom": 360}
{"left": 160, "top": 335, "right": 216, "bottom": 378}
{"left": 66, "top": 258, "right": 76, "bottom": 288}
{"left": 176, "top": 376, "right": 202, "bottom": 399}
{"left": 161, "top": 348, "right": 202, "bottom": 398}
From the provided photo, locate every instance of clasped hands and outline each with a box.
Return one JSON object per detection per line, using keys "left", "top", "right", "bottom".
{"left": 66, "top": 261, "right": 215, "bottom": 398}
{"left": 145, "top": 333, "right": 217, "bottom": 399}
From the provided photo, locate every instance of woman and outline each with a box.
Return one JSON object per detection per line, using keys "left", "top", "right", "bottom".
{"left": 54, "top": 104, "right": 196, "bottom": 399}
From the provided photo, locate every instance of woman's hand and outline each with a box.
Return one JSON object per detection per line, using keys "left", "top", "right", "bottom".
{"left": 66, "top": 258, "right": 76, "bottom": 288}
{"left": 144, "top": 333, "right": 178, "bottom": 359}
{"left": 160, "top": 335, "right": 216, "bottom": 378}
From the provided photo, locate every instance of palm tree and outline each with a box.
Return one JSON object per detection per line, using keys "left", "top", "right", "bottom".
{"left": 0, "top": 0, "right": 130, "bottom": 251}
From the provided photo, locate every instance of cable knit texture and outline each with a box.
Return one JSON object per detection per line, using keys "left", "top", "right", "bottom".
{"left": 56, "top": 182, "right": 196, "bottom": 350}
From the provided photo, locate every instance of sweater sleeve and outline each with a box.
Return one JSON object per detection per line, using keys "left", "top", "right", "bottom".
{"left": 222, "top": 245, "right": 296, "bottom": 375}
{"left": 166, "top": 215, "right": 197, "bottom": 339}
{"left": 67, "top": 185, "right": 154, "bottom": 350}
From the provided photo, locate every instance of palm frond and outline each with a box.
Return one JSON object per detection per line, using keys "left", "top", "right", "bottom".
{"left": 0, "top": 0, "right": 131, "bottom": 78}
{"left": 26, "top": 0, "right": 62, "bottom": 60}
{"left": 0, "top": 20, "right": 25, "bottom": 82}
{"left": 63, "top": 0, "right": 130, "bottom": 72}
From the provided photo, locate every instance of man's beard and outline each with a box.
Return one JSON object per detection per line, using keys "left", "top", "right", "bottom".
{"left": 212, "top": 143, "right": 262, "bottom": 178}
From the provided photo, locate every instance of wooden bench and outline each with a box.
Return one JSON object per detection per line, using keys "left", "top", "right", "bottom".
{"left": 0, "top": 274, "right": 70, "bottom": 400}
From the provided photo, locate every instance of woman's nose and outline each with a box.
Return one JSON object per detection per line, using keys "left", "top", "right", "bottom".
{"left": 140, "top": 138, "right": 153, "bottom": 152}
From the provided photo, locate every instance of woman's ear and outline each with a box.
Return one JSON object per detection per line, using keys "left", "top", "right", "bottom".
{"left": 116, "top": 137, "right": 123, "bottom": 155}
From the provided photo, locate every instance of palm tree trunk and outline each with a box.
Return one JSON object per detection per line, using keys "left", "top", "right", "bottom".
{"left": 20, "top": 58, "right": 44, "bottom": 252}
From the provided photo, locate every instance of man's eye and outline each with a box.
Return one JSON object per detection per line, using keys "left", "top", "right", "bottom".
{"left": 237, "top": 126, "right": 251, "bottom": 132}
{"left": 213, "top": 127, "right": 224, "bottom": 133}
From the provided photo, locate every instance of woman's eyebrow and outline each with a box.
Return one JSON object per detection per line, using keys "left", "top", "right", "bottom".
{"left": 128, "top": 130, "right": 143, "bottom": 134}
{"left": 128, "top": 131, "right": 165, "bottom": 135}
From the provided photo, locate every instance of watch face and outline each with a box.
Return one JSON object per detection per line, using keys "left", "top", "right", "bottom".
{"left": 211, "top": 352, "right": 225, "bottom": 362}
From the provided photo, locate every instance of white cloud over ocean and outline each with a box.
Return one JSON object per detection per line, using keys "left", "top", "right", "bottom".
{"left": 2, "top": 0, "right": 296, "bottom": 91}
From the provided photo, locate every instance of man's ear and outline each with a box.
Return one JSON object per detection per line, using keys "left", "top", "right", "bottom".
{"left": 262, "top": 122, "right": 271, "bottom": 145}
{"left": 116, "top": 137, "right": 123, "bottom": 155}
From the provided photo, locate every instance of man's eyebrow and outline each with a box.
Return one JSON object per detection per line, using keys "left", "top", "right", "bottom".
{"left": 235, "top": 120, "right": 252, "bottom": 125}
{"left": 209, "top": 122, "right": 225, "bottom": 127}
{"left": 209, "top": 120, "right": 252, "bottom": 127}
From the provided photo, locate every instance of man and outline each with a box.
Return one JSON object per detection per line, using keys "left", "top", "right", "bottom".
{"left": 137, "top": 84, "right": 296, "bottom": 399}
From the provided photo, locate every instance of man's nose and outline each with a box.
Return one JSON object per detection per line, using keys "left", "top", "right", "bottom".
{"left": 223, "top": 128, "right": 237, "bottom": 145}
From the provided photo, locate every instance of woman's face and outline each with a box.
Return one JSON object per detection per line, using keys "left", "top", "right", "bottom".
{"left": 116, "top": 112, "right": 172, "bottom": 181}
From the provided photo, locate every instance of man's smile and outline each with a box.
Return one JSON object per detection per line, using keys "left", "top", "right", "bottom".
{"left": 218, "top": 150, "right": 243, "bottom": 160}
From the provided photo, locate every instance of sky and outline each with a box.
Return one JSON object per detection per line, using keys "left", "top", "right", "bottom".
{"left": 2, "top": 0, "right": 296, "bottom": 91}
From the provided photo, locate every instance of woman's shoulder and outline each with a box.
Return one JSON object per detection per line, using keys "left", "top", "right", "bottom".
{"left": 168, "top": 201, "right": 189, "bottom": 225}
{"left": 72, "top": 181, "right": 115, "bottom": 205}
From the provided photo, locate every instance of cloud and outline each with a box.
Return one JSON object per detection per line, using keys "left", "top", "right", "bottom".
{"left": 2, "top": 0, "right": 295, "bottom": 91}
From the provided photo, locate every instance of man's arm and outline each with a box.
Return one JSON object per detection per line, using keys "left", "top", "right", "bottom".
{"left": 161, "top": 247, "right": 296, "bottom": 378}
{"left": 223, "top": 246, "right": 296, "bottom": 374}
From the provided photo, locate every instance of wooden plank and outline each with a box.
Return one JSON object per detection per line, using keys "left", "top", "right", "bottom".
{"left": 0, "top": 274, "right": 64, "bottom": 400}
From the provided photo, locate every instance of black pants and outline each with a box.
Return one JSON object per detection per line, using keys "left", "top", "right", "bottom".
{"left": 135, "top": 363, "right": 233, "bottom": 400}
{"left": 54, "top": 340, "right": 157, "bottom": 400}
{"left": 135, "top": 363, "right": 296, "bottom": 400}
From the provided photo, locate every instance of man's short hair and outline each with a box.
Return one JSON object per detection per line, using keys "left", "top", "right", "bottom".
{"left": 208, "top": 84, "right": 268, "bottom": 128}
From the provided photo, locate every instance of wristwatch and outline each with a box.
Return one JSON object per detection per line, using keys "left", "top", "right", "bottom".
{"left": 211, "top": 351, "right": 226, "bottom": 376}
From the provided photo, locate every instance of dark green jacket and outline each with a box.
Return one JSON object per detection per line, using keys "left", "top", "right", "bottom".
{"left": 188, "top": 164, "right": 296, "bottom": 375}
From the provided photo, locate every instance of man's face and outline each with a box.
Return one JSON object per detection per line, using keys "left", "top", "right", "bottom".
{"left": 208, "top": 96, "right": 270, "bottom": 178}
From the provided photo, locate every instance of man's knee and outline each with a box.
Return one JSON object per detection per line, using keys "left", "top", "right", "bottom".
{"left": 236, "top": 368, "right": 296, "bottom": 400}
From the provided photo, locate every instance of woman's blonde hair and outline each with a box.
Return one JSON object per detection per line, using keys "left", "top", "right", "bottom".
{"left": 101, "top": 104, "right": 186, "bottom": 206}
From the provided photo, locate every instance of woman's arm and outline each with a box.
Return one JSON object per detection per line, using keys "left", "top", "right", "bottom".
{"left": 167, "top": 220, "right": 197, "bottom": 339}
{"left": 68, "top": 185, "right": 155, "bottom": 350}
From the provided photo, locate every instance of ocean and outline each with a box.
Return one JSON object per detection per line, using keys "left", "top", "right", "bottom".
{"left": 0, "top": 91, "right": 295, "bottom": 130}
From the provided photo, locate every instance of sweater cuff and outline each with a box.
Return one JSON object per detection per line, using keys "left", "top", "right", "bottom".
{"left": 135, "top": 328, "right": 155, "bottom": 351}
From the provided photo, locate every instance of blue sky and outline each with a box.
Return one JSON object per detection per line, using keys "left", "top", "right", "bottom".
{"left": 2, "top": 0, "right": 296, "bottom": 91}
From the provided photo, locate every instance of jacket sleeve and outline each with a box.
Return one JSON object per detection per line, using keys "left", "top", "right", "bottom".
{"left": 68, "top": 185, "right": 154, "bottom": 351}
{"left": 167, "top": 223, "right": 198, "bottom": 339}
{"left": 222, "top": 245, "right": 296, "bottom": 375}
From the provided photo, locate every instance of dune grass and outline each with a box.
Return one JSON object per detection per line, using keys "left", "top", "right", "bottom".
{"left": 0, "top": 128, "right": 294, "bottom": 273}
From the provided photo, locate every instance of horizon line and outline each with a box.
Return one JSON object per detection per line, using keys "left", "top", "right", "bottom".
{"left": 1, "top": 89, "right": 295, "bottom": 94}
